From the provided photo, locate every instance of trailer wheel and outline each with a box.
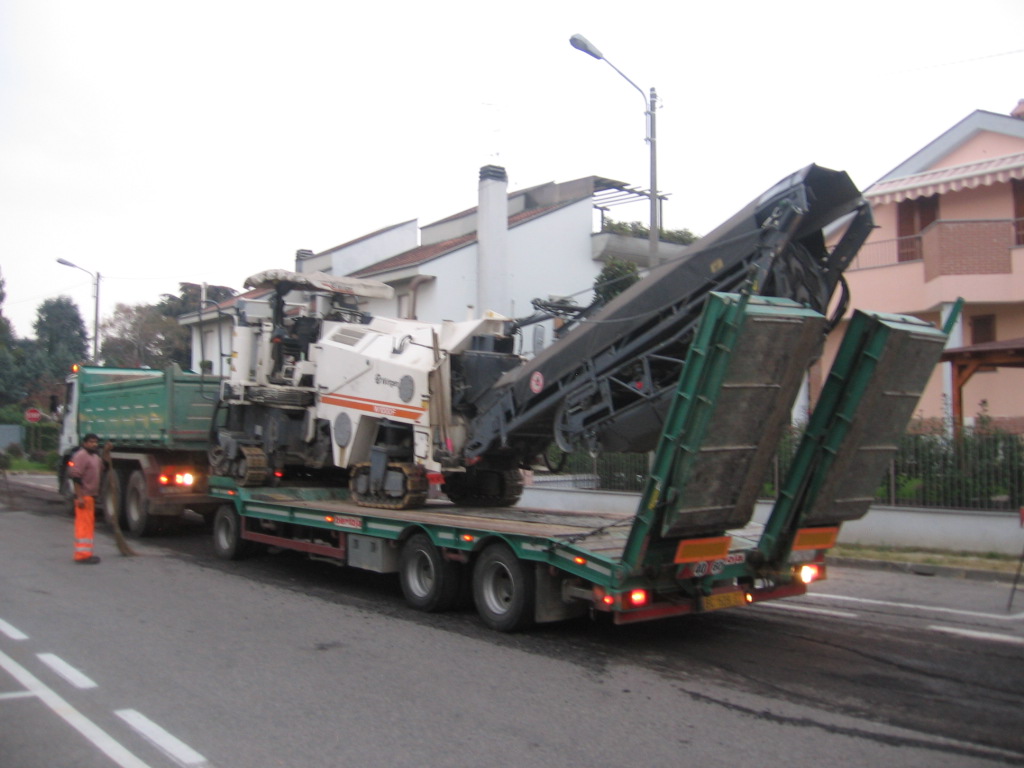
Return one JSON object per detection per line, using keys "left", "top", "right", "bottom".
{"left": 472, "top": 543, "right": 535, "bottom": 632}
{"left": 399, "top": 533, "right": 461, "bottom": 612}
{"left": 125, "top": 470, "right": 159, "bottom": 537}
{"left": 212, "top": 504, "right": 253, "bottom": 560}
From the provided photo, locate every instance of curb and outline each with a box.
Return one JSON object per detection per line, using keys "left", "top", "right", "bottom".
{"left": 830, "top": 555, "right": 1018, "bottom": 584}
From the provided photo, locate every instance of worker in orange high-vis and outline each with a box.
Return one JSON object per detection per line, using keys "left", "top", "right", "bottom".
{"left": 68, "top": 433, "right": 103, "bottom": 564}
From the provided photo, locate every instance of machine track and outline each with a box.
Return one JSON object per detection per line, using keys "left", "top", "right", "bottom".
{"left": 350, "top": 462, "right": 428, "bottom": 510}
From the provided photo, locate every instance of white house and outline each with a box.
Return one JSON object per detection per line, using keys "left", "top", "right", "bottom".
{"left": 181, "top": 165, "right": 681, "bottom": 372}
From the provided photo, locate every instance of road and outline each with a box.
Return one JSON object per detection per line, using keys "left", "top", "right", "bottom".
{"left": 2, "top": 479, "right": 1023, "bottom": 767}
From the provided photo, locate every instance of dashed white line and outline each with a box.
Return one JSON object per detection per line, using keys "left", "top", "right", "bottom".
{"left": 116, "top": 709, "right": 210, "bottom": 767}
{"left": 929, "top": 625, "right": 1024, "bottom": 646}
{"left": 0, "top": 648, "right": 152, "bottom": 768}
{"left": 37, "top": 653, "right": 98, "bottom": 689}
{"left": 0, "top": 618, "right": 28, "bottom": 640}
{"left": 0, "top": 690, "right": 36, "bottom": 700}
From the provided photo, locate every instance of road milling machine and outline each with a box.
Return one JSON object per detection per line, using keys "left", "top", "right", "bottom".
{"left": 211, "top": 164, "right": 875, "bottom": 510}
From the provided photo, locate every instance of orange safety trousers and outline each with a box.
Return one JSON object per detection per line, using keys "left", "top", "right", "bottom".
{"left": 73, "top": 497, "right": 96, "bottom": 561}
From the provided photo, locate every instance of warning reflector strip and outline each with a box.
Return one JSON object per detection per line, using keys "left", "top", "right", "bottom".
{"left": 673, "top": 536, "right": 732, "bottom": 564}
{"left": 792, "top": 526, "right": 839, "bottom": 551}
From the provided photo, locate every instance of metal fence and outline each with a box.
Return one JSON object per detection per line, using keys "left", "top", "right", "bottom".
{"left": 540, "top": 426, "right": 1024, "bottom": 512}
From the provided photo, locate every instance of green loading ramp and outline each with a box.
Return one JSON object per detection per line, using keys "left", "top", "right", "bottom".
{"left": 758, "top": 308, "right": 952, "bottom": 561}
{"left": 620, "top": 292, "right": 827, "bottom": 572}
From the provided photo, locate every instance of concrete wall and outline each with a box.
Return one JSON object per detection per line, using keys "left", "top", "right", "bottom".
{"left": 519, "top": 486, "right": 1024, "bottom": 555}
{"left": 0, "top": 425, "right": 24, "bottom": 451}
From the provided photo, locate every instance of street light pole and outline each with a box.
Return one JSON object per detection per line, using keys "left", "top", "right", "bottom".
{"left": 56, "top": 258, "right": 101, "bottom": 361}
{"left": 570, "top": 33, "right": 659, "bottom": 258}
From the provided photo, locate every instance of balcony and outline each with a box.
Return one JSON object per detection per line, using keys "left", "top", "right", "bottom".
{"left": 848, "top": 218, "right": 1023, "bottom": 275}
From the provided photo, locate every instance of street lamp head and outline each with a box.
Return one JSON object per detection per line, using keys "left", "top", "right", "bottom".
{"left": 56, "top": 258, "right": 78, "bottom": 268}
{"left": 569, "top": 34, "right": 603, "bottom": 60}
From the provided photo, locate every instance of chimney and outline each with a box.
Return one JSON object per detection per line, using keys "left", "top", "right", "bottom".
{"left": 1011, "top": 99, "right": 1024, "bottom": 120}
{"left": 477, "top": 165, "right": 510, "bottom": 317}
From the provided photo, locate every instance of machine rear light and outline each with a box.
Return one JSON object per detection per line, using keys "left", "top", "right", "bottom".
{"left": 798, "top": 564, "right": 822, "bottom": 584}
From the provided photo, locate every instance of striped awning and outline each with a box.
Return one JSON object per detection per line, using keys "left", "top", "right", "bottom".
{"left": 865, "top": 151, "right": 1024, "bottom": 205}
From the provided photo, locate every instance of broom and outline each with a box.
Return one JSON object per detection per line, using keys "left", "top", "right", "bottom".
{"left": 101, "top": 442, "right": 137, "bottom": 556}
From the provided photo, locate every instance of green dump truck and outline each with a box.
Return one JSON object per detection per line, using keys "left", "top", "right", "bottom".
{"left": 57, "top": 364, "right": 222, "bottom": 535}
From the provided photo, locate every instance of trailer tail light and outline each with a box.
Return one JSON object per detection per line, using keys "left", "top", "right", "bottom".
{"left": 627, "top": 589, "right": 648, "bottom": 608}
{"left": 798, "top": 564, "right": 822, "bottom": 584}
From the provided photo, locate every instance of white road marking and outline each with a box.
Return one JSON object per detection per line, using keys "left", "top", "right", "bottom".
{"left": 0, "top": 648, "right": 152, "bottom": 768}
{"left": 759, "top": 602, "right": 859, "bottom": 618}
{"left": 929, "top": 625, "right": 1024, "bottom": 646}
{"left": 0, "top": 618, "right": 28, "bottom": 640}
{"left": 0, "top": 690, "right": 36, "bottom": 700}
{"left": 37, "top": 653, "right": 99, "bottom": 689}
{"left": 116, "top": 709, "right": 210, "bottom": 767}
{"left": 806, "top": 592, "right": 1024, "bottom": 621}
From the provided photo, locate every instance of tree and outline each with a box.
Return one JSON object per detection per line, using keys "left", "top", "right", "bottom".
{"left": 602, "top": 219, "right": 699, "bottom": 246}
{"left": 33, "top": 297, "right": 88, "bottom": 376}
{"left": 593, "top": 257, "right": 640, "bottom": 305}
{"left": 0, "top": 268, "right": 14, "bottom": 347}
{"left": 100, "top": 303, "right": 190, "bottom": 369}
{"left": 157, "top": 282, "right": 237, "bottom": 318}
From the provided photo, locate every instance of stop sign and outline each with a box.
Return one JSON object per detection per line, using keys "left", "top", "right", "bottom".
{"left": 24, "top": 407, "right": 42, "bottom": 423}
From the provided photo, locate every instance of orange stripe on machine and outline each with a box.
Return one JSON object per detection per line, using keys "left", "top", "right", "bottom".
{"left": 320, "top": 394, "right": 426, "bottom": 421}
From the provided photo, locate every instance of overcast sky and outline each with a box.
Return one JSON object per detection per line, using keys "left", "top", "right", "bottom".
{"left": 1, "top": 0, "right": 1021, "bottom": 340}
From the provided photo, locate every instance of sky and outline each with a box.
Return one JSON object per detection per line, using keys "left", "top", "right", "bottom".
{"left": 1, "top": 0, "right": 1022, "bottom": 341}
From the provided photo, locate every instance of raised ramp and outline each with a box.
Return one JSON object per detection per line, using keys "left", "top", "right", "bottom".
{"left": 621, "top": 293, "right": 826, "bottom": 567}
{"left": 759, "top": 309, "right": 949, "bottom": 558}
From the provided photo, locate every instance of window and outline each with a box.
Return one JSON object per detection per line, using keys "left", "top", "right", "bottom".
{"left": 896, "top": 195, "right": 939, "bottom": 261}
{"left": 970, "top": 314, "right": 995, "bottom": 345}
{"left": 1013, "top": 179, "right": 1024, "bottom": 247}
{"left": 970, "top": 314, "right": 996, "bottom": 372}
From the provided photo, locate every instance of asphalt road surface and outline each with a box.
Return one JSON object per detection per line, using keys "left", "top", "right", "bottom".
{"left": 2, "top": 480, "right": 1023, "bottom": 767}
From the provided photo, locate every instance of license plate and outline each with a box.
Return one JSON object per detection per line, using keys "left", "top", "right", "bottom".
{"left": 702, "top": 591, "right": 746, "bottom": 612}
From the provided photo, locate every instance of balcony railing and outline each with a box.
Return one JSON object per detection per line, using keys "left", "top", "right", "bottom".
{"left": 847, "top": 218, "right": 1023, "bottom": 271}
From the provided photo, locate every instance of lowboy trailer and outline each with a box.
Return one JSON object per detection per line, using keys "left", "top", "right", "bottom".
{"left": 208, "top": 292, "right": 952, "bottom": 631}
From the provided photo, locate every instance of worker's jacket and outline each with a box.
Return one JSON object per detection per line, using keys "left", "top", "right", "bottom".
{"left": 69, "top": 447, "right": 103, "bottom": 497}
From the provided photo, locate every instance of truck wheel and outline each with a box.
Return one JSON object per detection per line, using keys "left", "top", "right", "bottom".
{"left": 125, "top": 471, "right": 159, "bottom": 537}
{"left": 399, "top": 533, "right": 460, "bottom": 612}
{"left": 212, "top": 505, "right": 253, "bottom": 560}
{"left": 58, "top": 463, "right": 76, "bottom": 517}
{"left": 472, "top": 543, "right": 535, "bottom": 632}
{"left": 101, "top": 470, "right": 124, "bottom": 527}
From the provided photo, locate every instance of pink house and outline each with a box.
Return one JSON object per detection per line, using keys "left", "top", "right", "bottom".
{"left": 819, "top": 102, "right": 1024, "bottom": 431}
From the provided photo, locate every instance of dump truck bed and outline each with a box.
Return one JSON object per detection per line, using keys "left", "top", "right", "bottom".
{"left": 76, "top": 364, "right": 220, "bottom": 450}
